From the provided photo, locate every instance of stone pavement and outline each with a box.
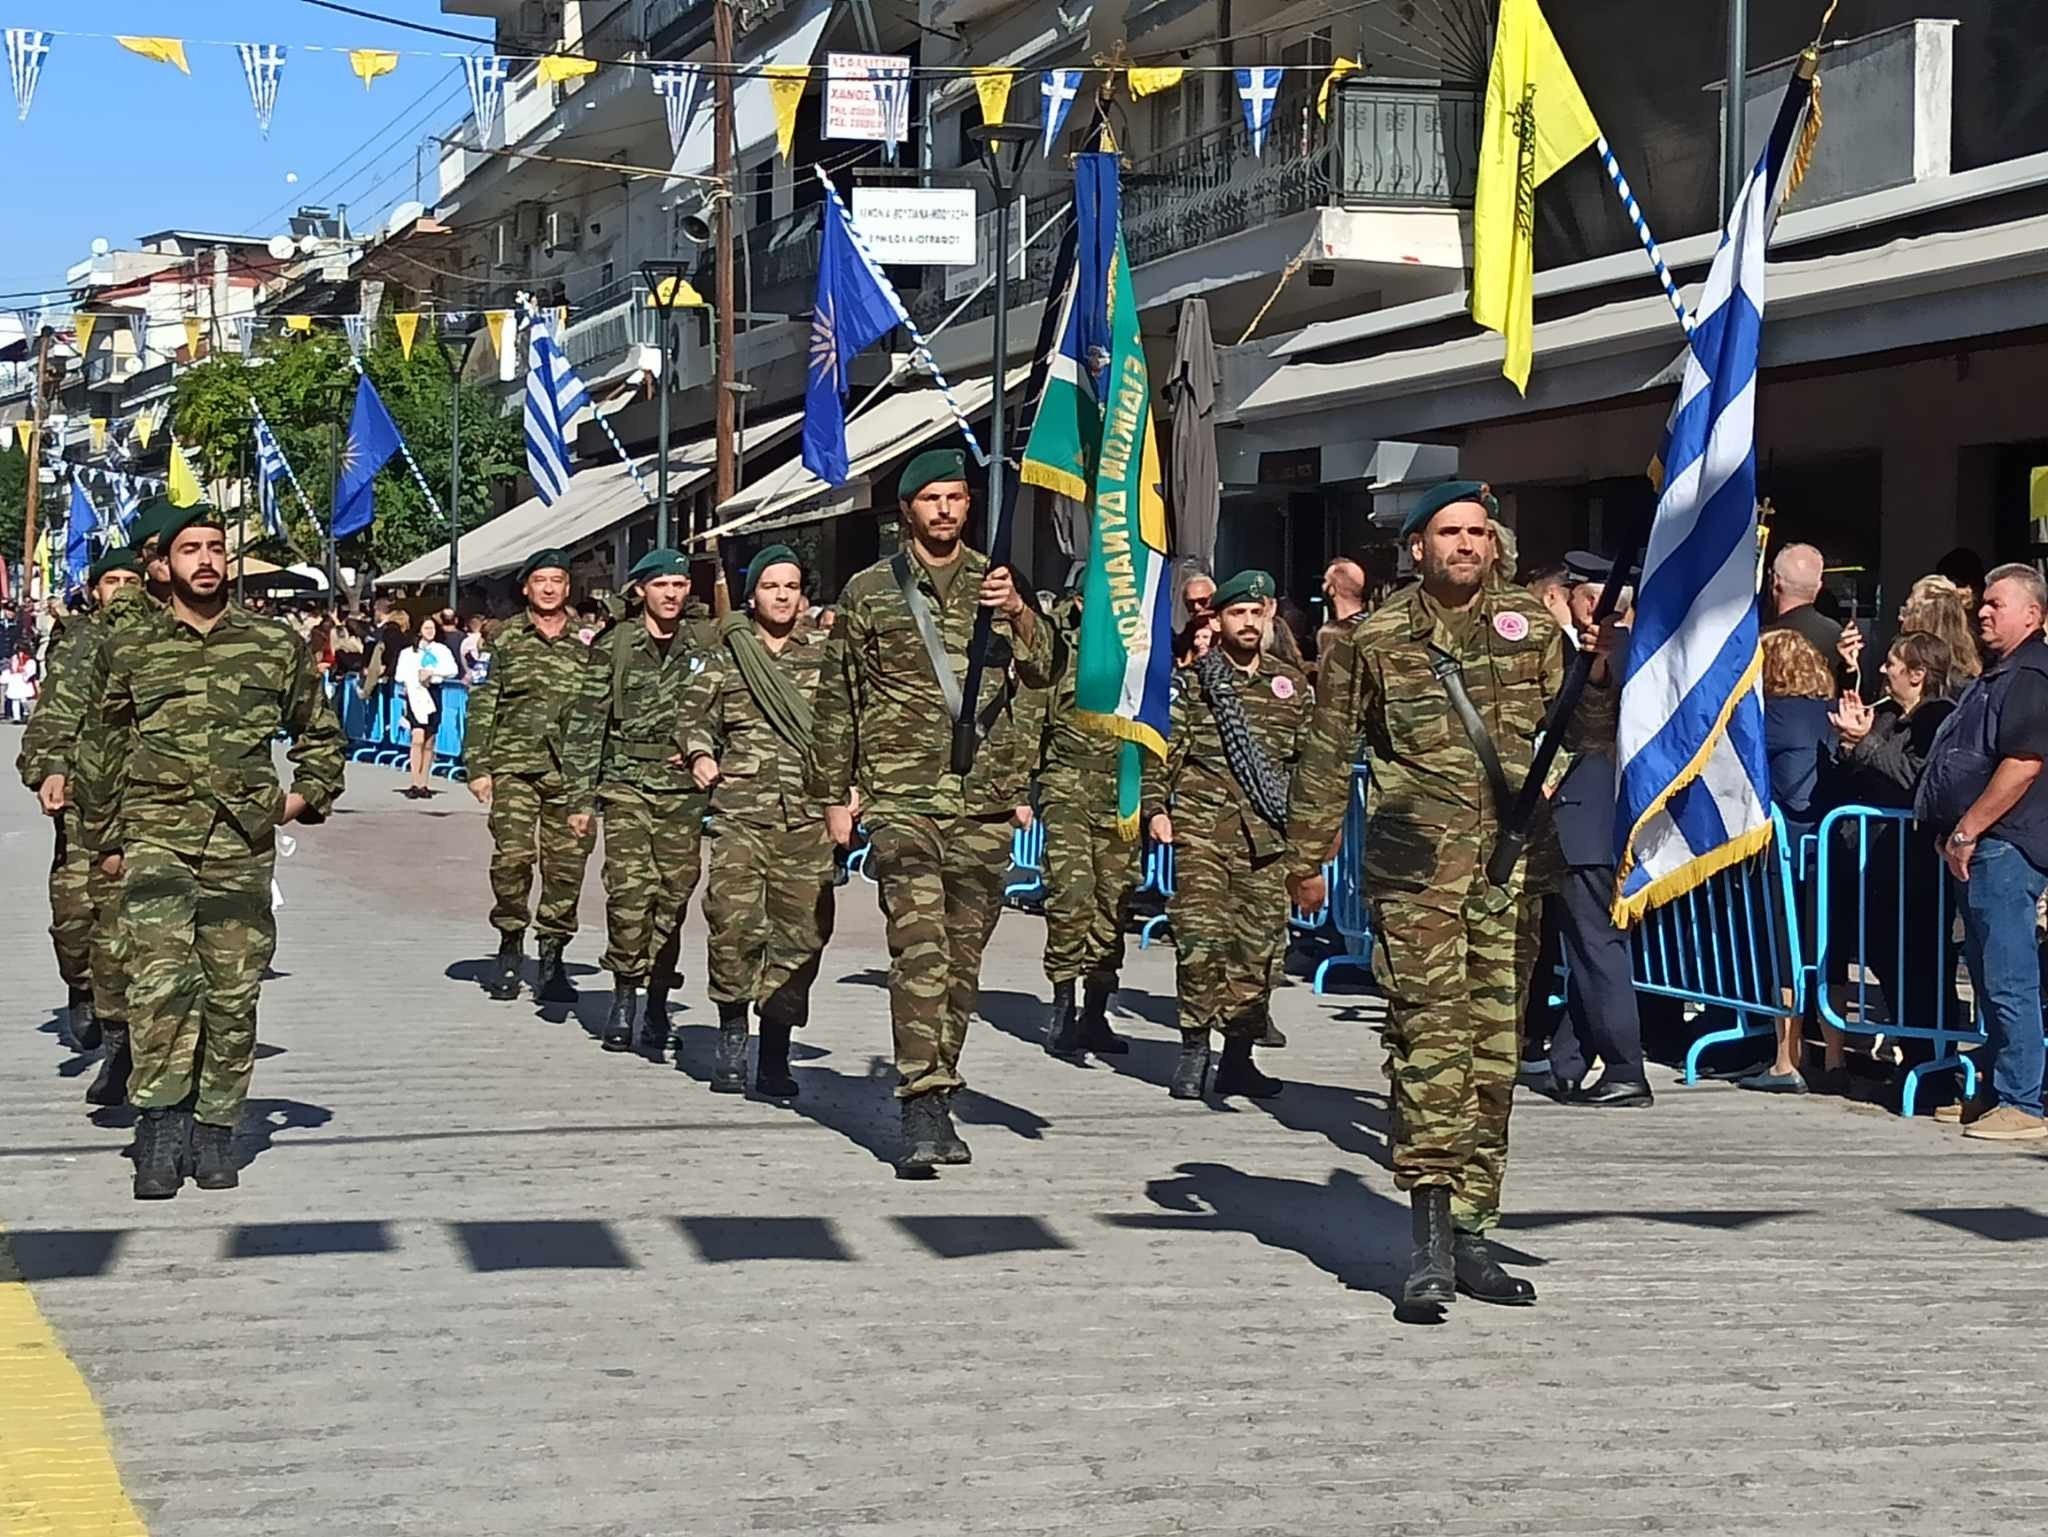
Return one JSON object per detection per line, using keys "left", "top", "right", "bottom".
{"left": 4, "top": 745, "right": 2048, "bottom": 1535}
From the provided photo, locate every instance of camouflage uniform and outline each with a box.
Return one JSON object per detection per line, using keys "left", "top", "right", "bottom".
{"left": 1290, "top": 581, "right": 1566, "bottom": 1233}
{"left": 564, "top": 618, "right": 714, "bottom": 984}
{"left": 1143, "top": 654, "right": 1311, "bottom": 1035}
{"left": 678, "top": 623, "right": 834, "bottom": 1019}
{"left": 1038, "top": 605, "right": 1137, "bottom": 988}
{"left": 464, "top": 611, "right": 596, "bottom": 942}
{"left": 811, "top": 549, "right": 1053, "bottom": 1098}
{"left": 92, "top": 603, "right": 346, "bottom": 1126}
{"left": 17, "top": 618, "right": 95, "bottom": 998}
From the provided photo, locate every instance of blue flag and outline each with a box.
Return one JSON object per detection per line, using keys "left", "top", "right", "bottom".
{"left": 65, "top": 476, "right": 95, "bottom": 587}
{"left": 331, "top": 372, "right": 402, "bottom": 540}
{"left": 802, "top": 190, "right": 909, "bottom": 486}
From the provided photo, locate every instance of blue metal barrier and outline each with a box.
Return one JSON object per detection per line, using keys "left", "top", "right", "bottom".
{"left": 1137, "top": 839, "right": 1175, "bottom": 949}
{"left": 1312, "top": 764, "right": 1374, "bottom": 993}
{"left": 1006, "top": 818, "right": 1047, "bottom": 904}
{"left": 433, "top": 683, "right": 470, "bottom": 781}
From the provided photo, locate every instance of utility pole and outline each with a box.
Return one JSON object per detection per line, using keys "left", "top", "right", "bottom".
{"left": 711, "top": 0, "right": 737, "bottom": 607}
{"left": 21, "top": 328, "right": 50, "bottom": 596}
{"left": 1723, "top": 0, "right": 1748, "bottom": 220}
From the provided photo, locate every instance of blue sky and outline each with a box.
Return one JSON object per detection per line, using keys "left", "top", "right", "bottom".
{"left": 0, "top": 1, "right": 487, "bottom": 301}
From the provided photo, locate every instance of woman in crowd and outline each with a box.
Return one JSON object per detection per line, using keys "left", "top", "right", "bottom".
{"left": 2, "top": 643, "right": 37, "bottom": 722}
{"left": 1840, "top": 575, "right": 1980, "bottom": 688}
{"left": 458, "top": 613, "right": 491, "bottom": 685}
{"left": 397, "top": 615, "right": 459, "bottom": 799}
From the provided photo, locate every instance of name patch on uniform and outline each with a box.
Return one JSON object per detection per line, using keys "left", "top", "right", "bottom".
{"left": 1271, "top": 674, "right": 1295, "bottom": 699}
{"left": 1493, "top": 612, "right": 1530, "bottom": 643}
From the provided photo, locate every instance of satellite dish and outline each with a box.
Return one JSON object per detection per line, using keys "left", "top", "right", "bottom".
{"left": 90, "top": 237, "right": 111, "bottom": 256}
{"left": 267, "top": 234, "right": 297, "bottom": 260}
{"left": 296, "top": 236, "right": 321, "bottom": 256}
{"left": 386, "top": 201, "right": 426, "bottom": 237}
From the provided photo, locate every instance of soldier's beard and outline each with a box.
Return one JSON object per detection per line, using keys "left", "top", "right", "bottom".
{"left": 1420, "top": 553, "right": 1484, "bottom": 604}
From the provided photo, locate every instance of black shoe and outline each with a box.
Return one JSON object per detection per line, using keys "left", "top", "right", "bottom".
{"left": 753, "top": 1014, "right": 800, "bottom": 1099}
{"left": 932, "top": 1092, "right": 972, "bottom": 1165}
{"left": 488, "top": 932, "right": 524, "bottom": 1000}
{"left": 1453, "top": 1231, "right": 1537, "bottom": 1305}
{"left": 67, "top": 989, "right": 101, "bottom": 1053}
{"left": 131, "top": 1108, "right": 189, "bottom": 1201}
{"left": 1170, "top": 1030, "right": 1210, "bottom": 1100}
{"left": 1255, "top": 1014, "right": 1286, "bottom": 1050}
{"left": 1573, "top": 1077, "right": 1654, "bottom": 1108}
{"left": 710, "top": 1001, "right": 749, "bottom": 1094}
{"left": 1212, "top": 1034, "right": 1283, "bottom": 1099}
{"left": 638, "top": 993, "right": 671, "bottom": 1064}
{"left": 85, "top": 1023, "right": 131, "bottom": 1107}
{"left": 601, "top": 983, "right": 639, "bottom": 1052}
{"left": 1080, "top": 977, "right": 1128, "bottom": 1055}
{"left": 191, "top": 1121, "right": 240, "bottom": 1190}
{"left": 1517, "top": 1060, "right": 1556, "bottom": 1094}
{"left": 535, "top": 938, "right": 576, "bottom": 1004}
{"left": 1044, "top": 980, "right": 1083, "bottom": 1058}
{"left": 1401, "top": 1186, "right": 1456, "bottom": 1309}
{"left": 897, "top": 1096, "right": 945, "bottom": 1176}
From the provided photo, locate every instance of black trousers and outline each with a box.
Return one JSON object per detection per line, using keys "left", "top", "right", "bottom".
{"left": 1548, "top": 865, "right": 1647, "bottom": 1086}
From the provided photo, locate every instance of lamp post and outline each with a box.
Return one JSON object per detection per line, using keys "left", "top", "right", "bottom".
{"left": 436, "top": 326, "right": 483, "bottom": 611}
{"left": 640, "top": 260, "right": 702, "bottom": 549}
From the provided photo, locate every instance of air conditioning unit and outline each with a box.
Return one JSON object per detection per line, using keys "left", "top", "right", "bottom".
{"left": 514, "top": 201, "right": 545, "bottom": 244}
{"left": 544, "top": 210, "right": 582, "bottom": 254}
{"left": 492, "top": 222, "right": 521, "bottom": 272}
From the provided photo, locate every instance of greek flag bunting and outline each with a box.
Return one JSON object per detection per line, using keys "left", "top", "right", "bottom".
{"left": 6, "top": 28, "right": 47, "bottom": 122}
{"left": 652, "top": 67, "right": 696, "bottom": 158}
{"left": 238, "top": 42, "right": 285, "bottom": 136}
{"left": 1040, "top": 70, "right": 1082, "bottom": 160}
{"left": 113, "top": 474, "right": 141, "bottom": 539}
{"left": 524, "top": 315, "right": 591, "bottom": 506}
{"left": 1234, "top": 67, "right": 1282, "bottom": 158}
{"left": 464, "top": 54, "right": 508, "bottom": 142}
{"left": 1611, "top": 67, "right": 1817, "bottom": 924}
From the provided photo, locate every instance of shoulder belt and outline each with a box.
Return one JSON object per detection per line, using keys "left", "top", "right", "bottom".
{"left": 890, "top": 552, "right": 965, "bottom": 724}
{"left": 1426, "top": 644, "right": 1515, "bottom": 820}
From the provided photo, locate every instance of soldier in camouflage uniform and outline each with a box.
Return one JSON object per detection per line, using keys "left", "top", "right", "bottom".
{"left": 464, "top": 548, "right": 597, "bottom": 1003}
{"left": 1143, "top": 570, "right": 1308, "bottom": 1102}
{"left": 1289, "top": 481, "right": 1568, "bottom": 1312}
{"left": 677, "top": 544, "right": 834, "bottom": 1097}
{"left": 563, "top": 547, "right": 715, "bottom": 1057}
{"left": 812, "top": 448, "right": 1055, "bottom": 1175}
{"left": 1037, "top": 586, "right": 1136, "bottom": 1061}
{"left": 86, "top": 506, "right": 346, "bottom": 1199}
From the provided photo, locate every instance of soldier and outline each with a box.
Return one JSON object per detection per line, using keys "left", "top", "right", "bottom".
{"left": 89, "top": 506, "right": 346, "bottom": 1197}
{"left": 1289, "top": 481, "right": 1567, "bottom": 1313}
{"left": 1037, "top": 583, "right": 1136, "bottom": 1061}
{"left": 677, "top": 544, "right": 834, "bottom": 1096}
{"left": 1143, "top": 571, "right": 1309, "bottom": 1101}
{"left": 564, "top": 547, "right": 714, "bottom": 1057}
{"left": 812, "top": 448, "right": 1055, "bottom": 1175}
{"left": 465, "top": 549, "right": 598, "bottom": 1003}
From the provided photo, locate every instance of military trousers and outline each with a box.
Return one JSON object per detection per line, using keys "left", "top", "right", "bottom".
{"left": 868, "top": 812, "right": 1012, "bottom": 1099}
{"left": 1372, "top": 889, "right": 1544, "bottom": 1234}
{"left": 47, "top": 809, "right": 93, "bottom": 993}
{"left": 124, "top": 821, "right": 276, "bottom": 1128}
{"left": 1040, "top": 797, "right": 1135, "bottom": 987}
{"left": 597, "top": 782, "right": 706, "bottom": 983}
{"left": 488, "top": 769, "right": 595, "bottom": 942}
{"left": 704, "top": 817, "right": 835, "bottom": 1019}
{"left": 1170, "top": 823, "right": 1291, "bottom": 1035}
{"left": 88, "top": 861, "right": 130, "bottom": 1024}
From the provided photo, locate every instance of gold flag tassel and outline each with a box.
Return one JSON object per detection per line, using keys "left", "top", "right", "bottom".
{"left": 1785, "top": 51, "right": 1823, "bottom": 199}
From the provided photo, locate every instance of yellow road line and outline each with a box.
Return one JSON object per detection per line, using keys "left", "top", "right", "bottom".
{"left": 0, "top": 1226, "right": 147, "bottom": 1537}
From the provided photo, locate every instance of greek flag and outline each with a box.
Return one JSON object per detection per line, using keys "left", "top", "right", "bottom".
{"left": 1040, "top": 69, "right": 1081, "bottom": 160}
{"left": 114, "top": 474, "right": 141, "bottom": 539}
{"left": 1612, "top": 69, "right": 1816, "bottom": 923}
{"left": 524, "top": 315, "right": 590, "bottom": 506}
{"left": 464, "top": 54, "right": 508, "bottom": 142}
{"left": 1235, "top": 67, "right": 1282, "bottom": 158}
{"left": 253, "top": 409, "right": 291, "bottom": 538}
{"left": 238, "top": 42, "right": 285, "bottom": 136}
{"left": 6, "top": 28, "right": 48, "bottom": 122}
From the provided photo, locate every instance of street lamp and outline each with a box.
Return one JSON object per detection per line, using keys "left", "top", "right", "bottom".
{"left": 436, "top": 325, "right": 484, "bottom": 611}
{"left": 640, "top": 259, "right": 709, "bottom": 548}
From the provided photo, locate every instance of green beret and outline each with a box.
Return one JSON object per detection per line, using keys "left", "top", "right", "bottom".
{"left": 518, "top": 547, "right": 571, "bottom": 584}
{"left": 1400, "top": 479, "right": 1498, "bottom": 538}
{"left": 1213, "top": 569, "right": 1276, "bottom": 609}
{"left": 627, "top": 547, "right": 689, "bottom": 582}
{"left": 746, "top": 542, "right": 802, "bottom": 594}
{"left": 125, "top": 496, "right": 179, "bottom": 552}
{"left": 898, "top": 448, "right": 969, "bottom": 502}
{"left": 88, "top": 548, "right": 145, "bottom": 584}
{"left": 158, "top": 503, "right": 226, "bottom": 548}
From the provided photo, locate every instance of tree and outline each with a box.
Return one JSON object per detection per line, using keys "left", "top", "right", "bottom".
{"left": 0, "top": 442, "right": 25, "bottom": 564}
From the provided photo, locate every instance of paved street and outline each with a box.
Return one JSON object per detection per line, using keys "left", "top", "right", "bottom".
{"left": 5, "top": 748, "right": 2048, "bottom": 1535}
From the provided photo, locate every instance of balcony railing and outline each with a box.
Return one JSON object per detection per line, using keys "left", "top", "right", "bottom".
{"left": 563, "top": 284, "right": 655, "bottom": 373}
{"left": 1331, "top": 82, "right": 1479, "bottom": 206}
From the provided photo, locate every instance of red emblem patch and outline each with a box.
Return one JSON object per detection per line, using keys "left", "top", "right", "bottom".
{"left": 1493, "top": 612, "right": 1530, "bottom": 643}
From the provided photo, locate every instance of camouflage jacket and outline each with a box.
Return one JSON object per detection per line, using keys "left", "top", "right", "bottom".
{"left": 20, "top": 591, "right": 161, "bottom": 819}
{"left": 564, "top": 616, "right": 716, "bottom": 806}
{"left": 16, "top": 614, "right": 98, "bottom": 789}
{"left": 1035, "top": 604, "right": 1124, "bottom": 823}
{"left": 677, "top": 626, "right": 828, "bottom": 830}
{"left": 1143, "top": 653, "right": 1311, "bottom": 861}
{"left": 1290, "top": 580, "right": 1567, "bottom": 905}
{"left": 463, "top": 611, "right": 592, "bottom": 781}
{"left": 91, "top": 601, "right": 346, "bottom": 856}
{"left": 811, "top": 549, "right": 1055, "bottom": 822}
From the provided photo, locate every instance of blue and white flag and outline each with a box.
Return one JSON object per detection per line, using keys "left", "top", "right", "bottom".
{"left": 1612, "top": 69, "right": 1816, "bottom": 924}
{"left": 651, "top": 66, "right": 696, "bottom": 158}
{"left": 5, "top": 28, "right": 48, "bottom": 123}
{"left": 1040, "top": 69, "right": 1082, "bottom": 161}
{"left": 523, "top": 315, "right": 591, "bottom": 506}
{"left": 1235, "top": 67, "right": 1282, "bottom": 158}
{"left": 238, "top": 42, "right": 285, "bottom": 136}
{"left": 113, "top": 473, "right": 141, "bottom": 539}
{"left": 802, "top": 188, "right": 910, "bottom": 486}
{"left": 463, "top": 53, "right": 508, "bottom": 143}
{"left": 65, "top": 476, "right": 96, "bottom": 583}
{"left": 252, "top": 406, "right": 294, "bottom": 538}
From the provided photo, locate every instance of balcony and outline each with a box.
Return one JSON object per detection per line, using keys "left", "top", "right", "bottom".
{"left": 563, "top": 281, "right": 656, "bottom": 374}
{"left": 582, "top": 0, "right": 646, "bottom": 60}
{"left": 642, "top": 0, "right": 711, "bottom": 53}
{"left": 1331, "top": 81, "right": 1479, "bottom": 207}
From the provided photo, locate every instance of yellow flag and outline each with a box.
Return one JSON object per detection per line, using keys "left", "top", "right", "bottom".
{"left": 484, "top": 310, "right": 511, "bottom": 360}
{"left": 90, "top": 419, "right": 107, "bottom": 454}
{"left": 1127, "top": 66, "right": 1184, "bottom": 99}
{"left": 537, "top": 54, "right": 599, "bottom": 86}
{"left": 135, "top": 408, "right": 156, "bottom": 451}
{"left": 2031, "top": 466, "right": 2048, "bottom": 543}
{"left": 75, "top": 314, "right": 98, "bottom": 354}
{"left": 1470, "top": 0, "right": 1599, "bottom": 394}
{"left": 765, "top": 66, "right": 809, "bottom": 160}
{"left": 116, "top": 36, "right": 191, "bottom": 74}
{"left": 183, "top": 316, "right": 204, "bottom": 357}
{"left": 168, "top": 442, "right": 203, "bottom": 508}
{"left": 973, "top": 68, "right": 1016, "bottom": 126}
{"left": 394, "top": 312, "right": 421, "bottom": 360}
{"left": 15, "top": 420, "right": 33, "bottom": 455}
{"left": 284, "top": 315, "right": 314, "bottom": 334}
{"left": 643, "top": 277, "right": 708, "bottom": 310}
{"left": 350, "top": 50, "right": 399, "bottom": 90}
{"left": 1317, "top": 57, "right": 1359, "bottom": 121}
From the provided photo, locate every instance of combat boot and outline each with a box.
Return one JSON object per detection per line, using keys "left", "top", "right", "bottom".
{"left": 131, "top": 1108, "right": 189, "bottom": 1201}
{"left": 1044, "top": 980, "right": 1083, "bottom": 1058}
{"left": 191, "top": 1121, "right": 240, "bottom": 1191}
{"left": 66, "top": 989, "right": 102, "bottom": 1053}
{"left": 710, "top": 1001, "right": 750, "bottom": 1094}
{"left": 1212, "top": 1033, "right": 1283, "bottom": 1099}
{"left": 1401, "top": 1186, "right": 1456, "bottom": 1309}
{"left": 637, "top": 996, "right": 670, "bottom": 1064}
{"left": 84, "top": 1023, "right": 131, "bottom": 1107}
{"left": 897, "top": 1095, "right": 946, "bottom": 1176}
{"left": 1169, "top": 1029, "right": 1210, "bottom": 1100}
{"left": 601, "top": 982, "right": 640, "bottom": 1052}
{"left": 487, "top": 932, "right": 524, "bottom": 1000}
{"left": 753, "top": 1011, "right": 800, "bottom": 1099}
{"left": 932, "top": 1091, "right": 972, "bottom": 1165}
{"left": 1453, "top": 1231, "right": 1537, "bottom": 1306}
{"left": 1255, "top": 1012, "right": 1287, "bottom": 1050}
{"left": 535, "top": 938, "right": 576, "bottom": 1004}
{"left": 1080, "top": 976, "right": 1128, "bottom": 1055}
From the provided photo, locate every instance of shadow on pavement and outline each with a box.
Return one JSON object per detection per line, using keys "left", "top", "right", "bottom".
{"left": 237, "top": 1098, "right": 336, "bottom": 1166}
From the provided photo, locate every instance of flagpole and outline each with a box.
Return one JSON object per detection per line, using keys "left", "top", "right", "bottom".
{"left": 21, "top": 327, "right": 48, "bottom": 599}
{"left": 237, "top": 440, "right": 247, "bottom": 602}
{"left": 326, "top": 409, "right": 340, "bottom": 599}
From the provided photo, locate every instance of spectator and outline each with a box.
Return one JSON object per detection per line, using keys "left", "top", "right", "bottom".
{"left": 396, "top": 615, "right": 460, "bottom": 799}
{"left": 329, "top": 618, "right": 366, "bottom": 678}
{"left": 575, "top": 598, "right": 605, "bottom": 646}
{"left": 1268, "top": 597, "right": 1311, "bottom": 669}
{"left": 1321, "top": 558, "right": 1367, "bottom": 627}
{"left": 1915, "top": 564, "right": 2048, "bottom": 1139}
{"left": 2, "top": 643, "right": 36, "bottom": 722}
{"left": 1934, "top": 547, "right": 1986, "bottom": 610}
{"left": 1526, "top": 566, "right": 1573, "bottom": 638}
{"left": 307, "top": 619, "right": 336, "bottom": 676}
{"left": 1764, "top": 542, "right": 1844, "bottom": 670}
{"left": 1897, "top": 575, "right": 1980, "bottom": 685}
{"left": 458, "top": 613, "right": 491, "bottom": 685}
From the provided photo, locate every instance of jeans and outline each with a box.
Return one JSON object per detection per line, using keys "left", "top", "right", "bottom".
{"left": 1958, "top": 837, "right": 2048, "bottom": 1117}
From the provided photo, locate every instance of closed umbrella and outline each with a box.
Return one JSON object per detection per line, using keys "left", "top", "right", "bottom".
{"left": 1164, "top": 296, "right": 1221, "bottom": 626}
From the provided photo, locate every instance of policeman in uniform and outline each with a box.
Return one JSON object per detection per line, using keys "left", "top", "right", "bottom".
{"left": 812, "top": 448, "right": 1055, "bottom": 1174}
{"left": 465, "top": 548, "right": 598, "bottom": 1003}
{"left": 1290, "top": 482, "right": 1568, "bottom": 1312}
{"left": 1144, "top": 570, "right": 1309, "bottom": 1100}
{"left": 677, "top": 544, "right": 834, "bottom": 1096}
